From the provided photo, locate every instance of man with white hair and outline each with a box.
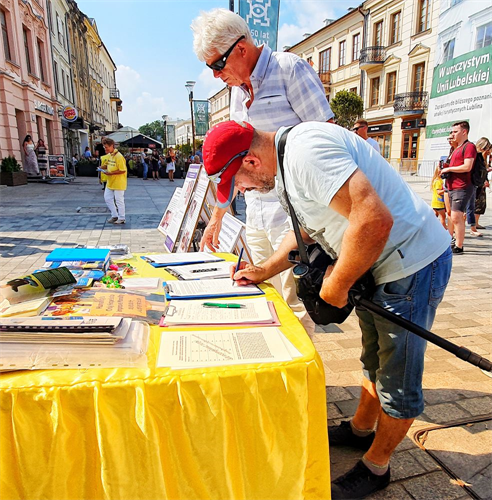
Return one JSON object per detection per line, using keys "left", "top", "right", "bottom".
{"left": 191, "top": 8, "right": 334, "bottom": 334}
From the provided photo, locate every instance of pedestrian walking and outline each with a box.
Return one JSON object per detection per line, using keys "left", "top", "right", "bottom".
{"left": 35, "top": 139, "right": 48, "bottom": 180}
{"left": 151, "top": 150, "right": 160, "bottom": 180}
{"left": 101, "top": 138, "right": 127, "bottom": 224}
{"left": 431, "top": 164, "right": 446, "bottom": 228}
{"left": 166, "top": 148, "right": 176, "bottom": 182}
{"left": 22, "top": 135, "right": 39, "bottom": 176}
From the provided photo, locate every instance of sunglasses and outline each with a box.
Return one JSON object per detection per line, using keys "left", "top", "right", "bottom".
{"left": 352, "top": 125, "right": 366, "bottom": 132}
{"left": 207, "top": 150, "right": 248, "bottom": 184}
{"left": 207, "top": 36, "right": 245, "bottom": 72}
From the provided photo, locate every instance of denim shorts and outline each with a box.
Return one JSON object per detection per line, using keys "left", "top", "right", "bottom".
{"left": 355, "top": 247, "right": 452, "bottom": 419}
{"left": 449, "top": 186, "right": 474, "bottom": 213}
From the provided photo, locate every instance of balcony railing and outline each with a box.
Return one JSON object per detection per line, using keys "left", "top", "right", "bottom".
{"left": 110, "top": 88, "right": 120, "bottom": 100}
{"left": 317, "top": 70, "right": 331, "bottom": 85}
{"left": 359, "top": 46, "right": 386, "bottom": 69}
{"left": 393, "top": 91, "right": 429, "bottom": 115}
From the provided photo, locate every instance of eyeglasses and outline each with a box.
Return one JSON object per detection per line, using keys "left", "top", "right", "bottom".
{"left": 207, "top": 35, "right": 245, "bottom": 71}
{"left": 352, "top": 125, "right": 366, "bottom": 132}
{"left": 207, "top": 150, "right": 248, "bottom": 184}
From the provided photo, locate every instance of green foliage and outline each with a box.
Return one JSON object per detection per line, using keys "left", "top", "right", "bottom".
{"left": 138, "top": 121, "right": 164, "bottom": 140}
{"left": 1, "top": 156, "right": 22, "bottom": 173}
{"left": 178, "top": 144, "right": 192, "bottom": 158}
{"left": 330, "top": 90, "right": 364, "bottom": 129}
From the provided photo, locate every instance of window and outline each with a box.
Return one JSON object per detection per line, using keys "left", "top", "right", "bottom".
{"left": 66, "top": 73, "right": 71, "bottom": 100}
{"left": 443, "top": 39, "right": 455, "bottom": 62}
{"left": 53, "top": 60, "right": 59, "bottom": 91}
{"left": 352, "top": 34, "right": 360, "bottom": 61}
{"left": 413, "top": 63, "right": 425, "bottom": 92}
{"left": 56, "top": 14, "right": 65, "bottom": 48}
{"left": 23, "top": 27, "right": 32, "bottom": 74}
{"left": 417, "top": 0, "right": 431, "bottom": 33}
{"left": 319, "top": 48, "right": 331, "bottom": 72}
{"left": 339, "top": 40, "right": 346, "bottom": 66}
{"left": 61, "top": 68, "right": 66, "bottom": 96}
{"left": 350, "top": 87, "right": 358, "bottom": 94}
{"left": 374, "top": 21, "right": 383, "bottom": 46}
{"left": 1, "top": 9, "right": 12, "bottom": 61}
{"left": 47, "top": 1, "right": 54, "bottom": 33}
{"left": 307, "top": 56, "right": 313, "bottom": 66}
{"left": 386, "top": 72, "right": 397, "bottom": 103}
{"left": 390, "top": 11, "right": 401, "bottom": 45}
{"left": 37, "top": 39, "right": 45, "bottom": 82}
{"left": 370, "top": 77, "right": 380, "bottom": 106}
{"left": 475, "top": 22, "right": 492, "bottom": 49}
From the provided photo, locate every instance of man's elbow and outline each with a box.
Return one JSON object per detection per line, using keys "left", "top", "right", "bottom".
{"left": 375, "top": 211, "right": 393, "bottom": 239}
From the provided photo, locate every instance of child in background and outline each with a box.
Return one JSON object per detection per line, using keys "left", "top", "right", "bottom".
{"left": 431, "top": 165, "right": 446, "bottom": 229}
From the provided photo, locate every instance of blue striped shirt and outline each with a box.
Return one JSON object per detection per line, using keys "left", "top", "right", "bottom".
{"left": 230, "top": 44, "right": 333, "bottom": 228}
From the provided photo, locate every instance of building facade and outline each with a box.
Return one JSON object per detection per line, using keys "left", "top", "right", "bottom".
{"left": 361, "top": 0, "right": 440, "bottom": 165}
{"left": 209, "top": 86, "right": 230, "bottom": 127}
{"left": 100, "top": 43, "right": 121, "bottom": 134}
{"left": 0, "top": 0, "right": 63, "bottom": 165}
{"left": 288, "top": 9, "right": 365, "bottom": 100}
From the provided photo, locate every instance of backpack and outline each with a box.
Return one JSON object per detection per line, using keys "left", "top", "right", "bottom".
{"left": 468, "top": 145, "right": 487, "bottom": 187}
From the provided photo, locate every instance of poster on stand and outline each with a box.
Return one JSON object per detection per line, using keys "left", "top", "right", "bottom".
{"left": 48, "top": 155, "right": 67, "bottom": 178}
{"left": 203, "top": 213, "right": 244, "bottom": 254}
{"left": 158, "top": 188, "right": 185, "bottom": 252}
{"left": 182, "top": 163, "right": 201, "bottom": 207}
{"left": 176, "top": 169, "right": 210, "bottom": 253}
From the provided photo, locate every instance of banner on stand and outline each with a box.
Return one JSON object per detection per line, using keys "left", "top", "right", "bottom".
{"left": 239, "top": 0, "right": 281, "bottom": 51}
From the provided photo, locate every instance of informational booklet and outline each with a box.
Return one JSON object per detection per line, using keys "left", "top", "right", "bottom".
{"left": 0, "top": 296, "right": 52, "bottom": 318}
{"left": 142, "top": 252, "right": 224, "bottom": 267}
{"left": 157, "top": 327, "right": 294, "bottom": 369}
{"left": 157, "top": 187, "right": 186, "bottom": 252}
{"left": 164, "top": 261, "right": 233, "bottom": 280}
{"left": 163, "top": 278, "right": 263, "bottom": 299}
{"left": 160, "top": 297, "right": 275, "bottom": 326}
{"left": 203, "top": 212, "right": 245, "bottom": 254}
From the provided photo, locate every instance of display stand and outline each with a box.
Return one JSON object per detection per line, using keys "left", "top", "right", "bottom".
{"left": 47, "top": 155, "right": 73, "bottom": 184}
{"left": 157, "top": 188, "right": 186, "bottom": 252}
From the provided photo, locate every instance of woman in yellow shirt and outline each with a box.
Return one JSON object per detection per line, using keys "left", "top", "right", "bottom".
{"left": 100, "top": 138, "right": 127, "bottom": 224}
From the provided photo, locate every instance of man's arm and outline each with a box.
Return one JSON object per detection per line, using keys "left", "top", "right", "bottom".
{"left": 441, "top": 157, "right": 474, "bottom": 174}
{"left": 320, "top": 169, "right": 393, "bottom": 308}
{"left": 232, "top": 227, "right": 313, "bottom": 284}
{"left": 199, "top": 187, "right": 239, "bottom": 251}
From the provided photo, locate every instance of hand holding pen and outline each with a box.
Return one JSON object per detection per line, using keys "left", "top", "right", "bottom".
{"left": 231, "top": 248, "right": 244, "bottom": 286}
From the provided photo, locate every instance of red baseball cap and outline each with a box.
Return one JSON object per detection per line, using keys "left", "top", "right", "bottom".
{"left": 203, "top": 120, "right": 254, "bottom": 207}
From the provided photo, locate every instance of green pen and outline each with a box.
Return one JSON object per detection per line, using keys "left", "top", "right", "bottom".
{"left": 202, "top": 302, "right": 245, "bottom": 309}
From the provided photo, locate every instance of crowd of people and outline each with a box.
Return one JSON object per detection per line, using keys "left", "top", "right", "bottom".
{"left": 431, "top": 122, "right": 491, "bottom": 254}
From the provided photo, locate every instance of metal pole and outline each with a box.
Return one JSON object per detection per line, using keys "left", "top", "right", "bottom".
{"left": 190, "top": 92, "right": 195, "bottom": 155}
{"left": 229, "top": 0, "right": 234, "bottom": 11}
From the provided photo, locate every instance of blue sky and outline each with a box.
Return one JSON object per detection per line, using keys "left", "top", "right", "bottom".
{"left": 77, "top": 0, "right": 360, "bottom": 128}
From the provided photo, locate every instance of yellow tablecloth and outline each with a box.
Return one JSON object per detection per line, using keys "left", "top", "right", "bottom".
{"left": 0, "top": 254, "right": 330, "bottom": 500}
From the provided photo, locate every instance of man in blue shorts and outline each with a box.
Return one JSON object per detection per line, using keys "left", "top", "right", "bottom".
{"left": 202, "top": 120, "right": 453, "bottom": 499}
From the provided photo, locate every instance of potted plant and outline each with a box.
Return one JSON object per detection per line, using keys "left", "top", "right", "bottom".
{"left": 0, "top": 156, "right": 28, "bottom": 186}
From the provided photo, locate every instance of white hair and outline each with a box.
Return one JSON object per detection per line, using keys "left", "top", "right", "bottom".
{"left": 191, "top": 8, "right": 254, "bottom": 62}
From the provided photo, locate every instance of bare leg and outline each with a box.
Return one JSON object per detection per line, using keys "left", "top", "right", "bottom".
{"left": 352, "top": 378, "right": 382, "bottom": 431}
{"left": 451, "top": 210, "right": 465, "bottom": 248}
{"left": 365, "top": 411, "right": 414, "bottom": 466}
{"left": 438, "top": 211, "right": 447, "bottom": 229}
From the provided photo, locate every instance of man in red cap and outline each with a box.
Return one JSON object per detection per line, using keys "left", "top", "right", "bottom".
{"left": 203, "top": 119, "right": 452, "bottom": 500}
{"left": 192, "top": 8, "right": 334, "bottom": 336}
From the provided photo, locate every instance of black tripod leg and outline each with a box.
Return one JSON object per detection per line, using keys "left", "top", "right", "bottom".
{"left": 352, "top": 294, "right": 492, "bottom": 372}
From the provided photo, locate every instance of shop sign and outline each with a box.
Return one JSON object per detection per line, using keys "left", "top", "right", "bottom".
{"left": 34, "top": 100, "right": 54, "bottom": 115}
{"left": 368, "top": 124, "right": 392, "bottom": 133}
{"left": 402, "top": 118, "right": 427, "bottom": 130}
{"left": 62, "top": 105, "right": 78, "bottom": 122}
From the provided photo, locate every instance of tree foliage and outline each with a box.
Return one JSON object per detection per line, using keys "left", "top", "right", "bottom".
{"left": 330, "top": 90, "right": 364, "bottom": 129}
{"left": 138, "top": 121, "right": 164, "bottom": 139}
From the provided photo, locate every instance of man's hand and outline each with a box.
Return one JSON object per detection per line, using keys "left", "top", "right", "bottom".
{"left": 232, "top": 262, "right": 269, "bottom": 285}
{"left": 319, "top": 265, "right": 350, "bottom": 308}
{"left": 200, "top": 218, "right": 222, "bottom": 251}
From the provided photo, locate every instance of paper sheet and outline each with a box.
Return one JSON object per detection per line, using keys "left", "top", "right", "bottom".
{"left": 157, "top": 327, "right": 293, "bottom": 368}
{"left": 164, "top": 278, "right": 262, "bottom": 298}
{"left": 162, "top": 298, "right": 273, "bottom": 326}
{"left": 121, "top": 278, "right": 161, "bottom": 290}
{"left": 145, "top": 252, "right": 223, "bottom": 265}
{"left": 165, "top": 261, "right": 234, "bottom": 280}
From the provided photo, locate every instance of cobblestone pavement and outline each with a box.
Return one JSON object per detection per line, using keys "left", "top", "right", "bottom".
{"left": 1, "top": 175, "right": 491, "bottom": 499}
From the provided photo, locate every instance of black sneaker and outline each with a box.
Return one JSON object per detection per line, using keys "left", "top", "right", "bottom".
{"left": 452, "top": 245, "right": 464, "bottom": 254}
{"left": 332, "top": 460, "right": 390, "bottom": 499}
{"left": 328, "top": 421, "right": 375, "bottom": 450}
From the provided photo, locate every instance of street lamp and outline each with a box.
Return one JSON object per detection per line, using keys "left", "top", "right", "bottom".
{"left": 185, "top": 80, "right": 196, "bottom": 155}
{"left": 162, "top": 114, "right": 168, "bottom": 151}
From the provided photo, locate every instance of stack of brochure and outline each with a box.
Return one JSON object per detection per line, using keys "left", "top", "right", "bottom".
{"left": 160, "top": 297, "right": 280, "bottom": 327}
{"left": 0, "top": 317, "right": 149, "bottom": 371}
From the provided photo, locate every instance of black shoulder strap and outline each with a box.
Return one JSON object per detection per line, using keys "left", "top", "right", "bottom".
{"left": 277, "top": 127, "right": 310, "bottom": 265}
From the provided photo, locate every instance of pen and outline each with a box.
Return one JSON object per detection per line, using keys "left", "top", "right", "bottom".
{"left": 202, "top": 303, "right": 245, "bottom": 309}
{"left": 233, "top": 248, "right": 244, "bottom": 285}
